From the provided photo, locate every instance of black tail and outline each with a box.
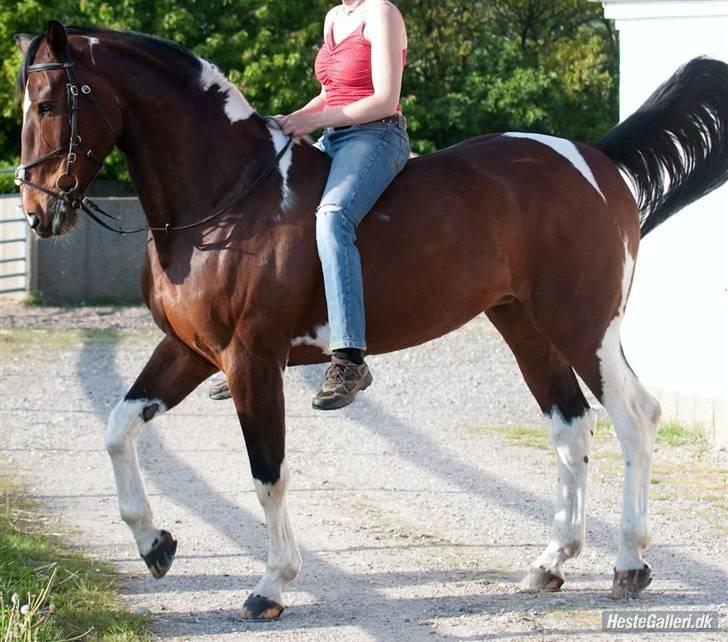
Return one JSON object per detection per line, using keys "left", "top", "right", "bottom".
{"left": 594, "top": 57, "right": 728, "bottom": 237}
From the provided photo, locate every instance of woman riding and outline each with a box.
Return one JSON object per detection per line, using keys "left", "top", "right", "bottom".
{"left": 277, "top": 0, "right": 410, "bottom": 410}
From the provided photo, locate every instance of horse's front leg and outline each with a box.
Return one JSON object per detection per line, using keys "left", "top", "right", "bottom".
{"left": 105, "top": 335, "right": 216, "bottom": 578}
{"left": 226, "top": 350, "right": 301, "bottom": 621}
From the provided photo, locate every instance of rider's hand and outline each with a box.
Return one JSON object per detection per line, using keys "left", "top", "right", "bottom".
{"left": 278, "top": 112, "right": 321, "bottom": 137}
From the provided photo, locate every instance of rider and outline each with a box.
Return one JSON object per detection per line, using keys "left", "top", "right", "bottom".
{"left": 278, "top": 0, "right": 410, "bottom": 410}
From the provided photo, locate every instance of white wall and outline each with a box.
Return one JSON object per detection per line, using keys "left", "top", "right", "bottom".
{"left": 601, "top": 1, "right": 728, "bottom": 445}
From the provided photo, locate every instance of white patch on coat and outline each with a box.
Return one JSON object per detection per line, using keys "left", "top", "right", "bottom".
{"left": 82, "top": 36, "right": 100, "bottom": 64}
{"left": 268, "top": 124, "right": 295, "bottom": 210}
{"left": 378, "top": 212, "right": 391, "bottom": 222}
{"left": 22, "top": 81, "right": 31, "bottom": 125}
{"left": 528, "top": 408, "right": 595, "bottom": 579}
{"left": 105, "top": 398, "right": 167, "bottom": 554}
{"left": 504, "top": 132, "right": 607, "bottom": 203}
{"left": 291, "top": 323, "right": 331, "bottom": 354}
{"left": 596, "top": 239, "right": 661, "bottom": 571}
{"left": 198, "top": 58, "right": 254, "bottom": 124}
{"left": 251, "top": 459, "right": 302, "bottom": 605}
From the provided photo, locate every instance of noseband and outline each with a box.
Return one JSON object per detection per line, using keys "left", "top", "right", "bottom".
{"left": 16, "top": 41, "right": 292, "bottom": 236}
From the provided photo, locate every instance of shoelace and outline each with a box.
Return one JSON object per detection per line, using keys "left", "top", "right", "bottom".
{"left": 323, "top": 361, "right": 359, "bottom": 388}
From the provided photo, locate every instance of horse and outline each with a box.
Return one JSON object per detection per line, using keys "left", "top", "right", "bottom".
{"left": 15, "top": 20, "right": 728, "bottom": 620}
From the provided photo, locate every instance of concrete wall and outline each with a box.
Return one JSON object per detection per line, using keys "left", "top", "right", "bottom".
{"left": 22, "top": 197, "right": 148, "bottom": 304}
{"left": 601, "top": 0, "right": 728, "bottom": 446}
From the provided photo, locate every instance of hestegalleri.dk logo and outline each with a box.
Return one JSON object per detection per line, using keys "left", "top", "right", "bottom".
{"left": 602, "top": 610, "right": 719, "bottom": 632}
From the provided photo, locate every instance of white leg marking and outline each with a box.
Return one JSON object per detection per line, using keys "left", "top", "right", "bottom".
{"left": 504, "top": 132, "right": 607, "bottom": 203}
{"left": 597, "top": 240, "right": 661, "bottom": 571}
{"left": 82, "top": 36, "right": 100, "bottom": 64}
{"left": 105, "top": 398, "right": 167, "bottom": 555}
{"left": 530, "top": 408, "right": 595, "bottom": 578}
{"left": 252, "top": 460, "right": 302, "bottom": 605}
{"left": 198, "top": 58, "right": 254, "bottom": 123}
{"left": 268, "top": 124, "right": 295, "bottom": 210}
{"left": 291, "top": 323, "right": 331, "bottom": 354}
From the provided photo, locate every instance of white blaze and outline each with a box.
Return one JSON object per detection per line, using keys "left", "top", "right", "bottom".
{"left": 198, "top": 59, "right": 254, "bottom": 124}
{"left": 504, "top": 132, "right": 607, "bottom": 203}
{"left": 22, "top": 81, "right": 31, "bottom": 125}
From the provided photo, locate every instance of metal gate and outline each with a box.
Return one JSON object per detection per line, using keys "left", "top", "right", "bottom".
{"left": 0, "top": 195, "right": 26, "bottom": 295}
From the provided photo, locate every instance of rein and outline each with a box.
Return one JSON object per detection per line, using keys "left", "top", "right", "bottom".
{"left": 16, "top": 43, "right": 293, "bottom": 236}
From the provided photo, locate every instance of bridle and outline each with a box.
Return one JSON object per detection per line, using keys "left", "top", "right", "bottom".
{"left": 15, "top": 44, "right": 119, "bottom": 219}
{"left": 16, "top": 39, "right": 292, "bottom": 236}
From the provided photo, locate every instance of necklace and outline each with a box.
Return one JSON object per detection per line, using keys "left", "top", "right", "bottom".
{"left": 342, "top": 1, "right": 366, "bottom": 16}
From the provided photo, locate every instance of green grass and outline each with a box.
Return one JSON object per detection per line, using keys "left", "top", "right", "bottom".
{"left": 655, "top": 422, "right": 707, "bottom": 449}
{"left": 20, "top": 292, "right": 45, "bottom": 307}
{"left": 0, "top": 477, "right": 151, "bottom": 642}
{"left": 467, "top": 425, "right": 549, "bottom": 450}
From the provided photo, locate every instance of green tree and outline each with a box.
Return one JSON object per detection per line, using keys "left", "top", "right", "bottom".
{"left": 0, "top": 0, "right": 618, "bottom": 190}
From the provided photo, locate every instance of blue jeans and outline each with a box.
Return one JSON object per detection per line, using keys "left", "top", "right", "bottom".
{"left": 314, "top": 121, "right": 410, "bottom": 351}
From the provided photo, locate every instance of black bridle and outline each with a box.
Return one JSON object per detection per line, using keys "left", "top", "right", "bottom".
{"left": 16, "top": 42, "right": 292, "bottom": 235}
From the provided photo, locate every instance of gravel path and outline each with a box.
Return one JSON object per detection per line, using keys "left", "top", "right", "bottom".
{"left": 1, "top": 302, "right": 726, "bottom": 641}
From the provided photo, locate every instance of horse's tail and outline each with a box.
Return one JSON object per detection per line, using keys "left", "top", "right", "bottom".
{"left": 593, "top": 57, "right": 728, "bottom": 238}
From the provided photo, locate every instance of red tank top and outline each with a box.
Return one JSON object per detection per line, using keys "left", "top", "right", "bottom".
{"left": 314, "top": 15, "right": 407, "bottom": 111}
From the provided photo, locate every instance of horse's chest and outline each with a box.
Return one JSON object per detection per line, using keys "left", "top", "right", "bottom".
{"left": 150, "top": 282, "right": 232, "bottom": 360}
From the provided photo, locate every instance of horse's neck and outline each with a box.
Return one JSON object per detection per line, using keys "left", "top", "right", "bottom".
{"left": 114, "top": 67, "right": 272, "bottom": 231}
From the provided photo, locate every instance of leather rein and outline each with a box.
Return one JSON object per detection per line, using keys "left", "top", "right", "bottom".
{"left": 16, "top": 43, "right": 293, "bottom": 236}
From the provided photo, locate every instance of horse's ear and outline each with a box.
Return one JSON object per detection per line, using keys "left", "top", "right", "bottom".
{"left": 45, "top": 20, "right": 67, "bottom": 58}
{"left": 14, "top": 34, "right": 34, "bottom": 55}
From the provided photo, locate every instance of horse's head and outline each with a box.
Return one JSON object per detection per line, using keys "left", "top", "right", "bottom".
{"left": 15, "top": 21, "right": 121, "bottom": 238}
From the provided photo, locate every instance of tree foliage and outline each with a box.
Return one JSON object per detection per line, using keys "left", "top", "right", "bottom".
{"left": 0, "top": 0, "right": 617, "bottom": 189}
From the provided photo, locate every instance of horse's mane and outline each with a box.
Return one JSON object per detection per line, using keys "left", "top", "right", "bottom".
{"left": 16, "top": 26, "right": 204, "bottom": 105}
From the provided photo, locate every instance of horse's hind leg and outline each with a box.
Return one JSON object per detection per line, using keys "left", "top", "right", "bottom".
{"left": 486, "top": 301, "right": 595, "bottom": 591}
{"left": 522, "top": 241, "right": 660, "bottom": 598}
{"left": 578, "top": 328, "right": 660, "bottom": 598}
{"left": 105, "top": 336, "right": 215, "bottom": 578}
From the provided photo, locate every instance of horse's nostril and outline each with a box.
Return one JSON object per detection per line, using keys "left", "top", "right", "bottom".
{"left": 28, "top": 214, "right": 40, "bottom": 230}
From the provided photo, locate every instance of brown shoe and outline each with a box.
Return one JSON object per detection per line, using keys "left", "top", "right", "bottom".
{"left": 312, "top": 355, "right": 373, "bottom": 410}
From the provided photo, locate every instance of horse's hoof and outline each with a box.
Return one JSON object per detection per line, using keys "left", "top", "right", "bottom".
{"left": 240, "top": 594, "right": 284, "bottom": 621}
{"left": 519, "top": 566, "right": 565, "bottom": 592}
{"left": 141, "top": 530, "right": 177, "bottom": 579}
{"left": 611, "top": 564, "right": 652, "bottom": 599}
{"left": 208, "top": 374, "right": 231, "bottom": 400}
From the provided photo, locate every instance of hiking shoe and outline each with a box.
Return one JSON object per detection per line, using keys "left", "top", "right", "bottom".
{"left": 312, "top": 355, "right": 373, "bottom": 410}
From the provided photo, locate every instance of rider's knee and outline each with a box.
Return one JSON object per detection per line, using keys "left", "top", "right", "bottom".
{"left": 315, "top": 203, "right": 354, "bottom": 250}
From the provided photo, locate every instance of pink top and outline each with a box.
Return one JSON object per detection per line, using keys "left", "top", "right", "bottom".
{"left": 314, "top": 17, "right": 407, "bottom": 111}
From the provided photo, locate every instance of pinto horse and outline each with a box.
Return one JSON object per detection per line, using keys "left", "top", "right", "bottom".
{"left": 15, "top": 21, "right": 728, "bottom": 620}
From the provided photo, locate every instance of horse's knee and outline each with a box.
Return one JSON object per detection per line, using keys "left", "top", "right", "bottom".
{"left": 105, "top": 398, "right": 163, "bottom": 454}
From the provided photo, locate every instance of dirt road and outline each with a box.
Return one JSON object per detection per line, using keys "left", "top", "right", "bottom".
{"left": 1, "top": 303, "right": 726, "bottom": 641}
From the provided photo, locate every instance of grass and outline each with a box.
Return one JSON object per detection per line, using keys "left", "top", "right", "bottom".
{"left": 469, "top": 416, "right": 617, "bottom": 452}
{"left": 655, "top": 422, "right": 708, "bottom": 449}
{"left": 0, "top": 477, "right": 151, "bottom": 642}
{"left": 20, "top": 292, "right": 45, "bottom": 308}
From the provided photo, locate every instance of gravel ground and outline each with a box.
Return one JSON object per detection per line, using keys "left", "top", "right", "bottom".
{"left": 1, "top": 301, "right": 726, "bottom": 641}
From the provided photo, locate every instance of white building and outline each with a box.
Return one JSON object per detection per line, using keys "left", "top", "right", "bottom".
{"left": 600, "top": 0, "right": 728, "bottom": 446}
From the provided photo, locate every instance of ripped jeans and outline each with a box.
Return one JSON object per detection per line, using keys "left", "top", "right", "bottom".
{"left": 314, "top": 120, "right": 410, "bottom": 351}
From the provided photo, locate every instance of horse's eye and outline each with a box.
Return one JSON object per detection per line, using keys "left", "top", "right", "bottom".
{"left": 37, "top": 102, "right": 53, "bottom": 115}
